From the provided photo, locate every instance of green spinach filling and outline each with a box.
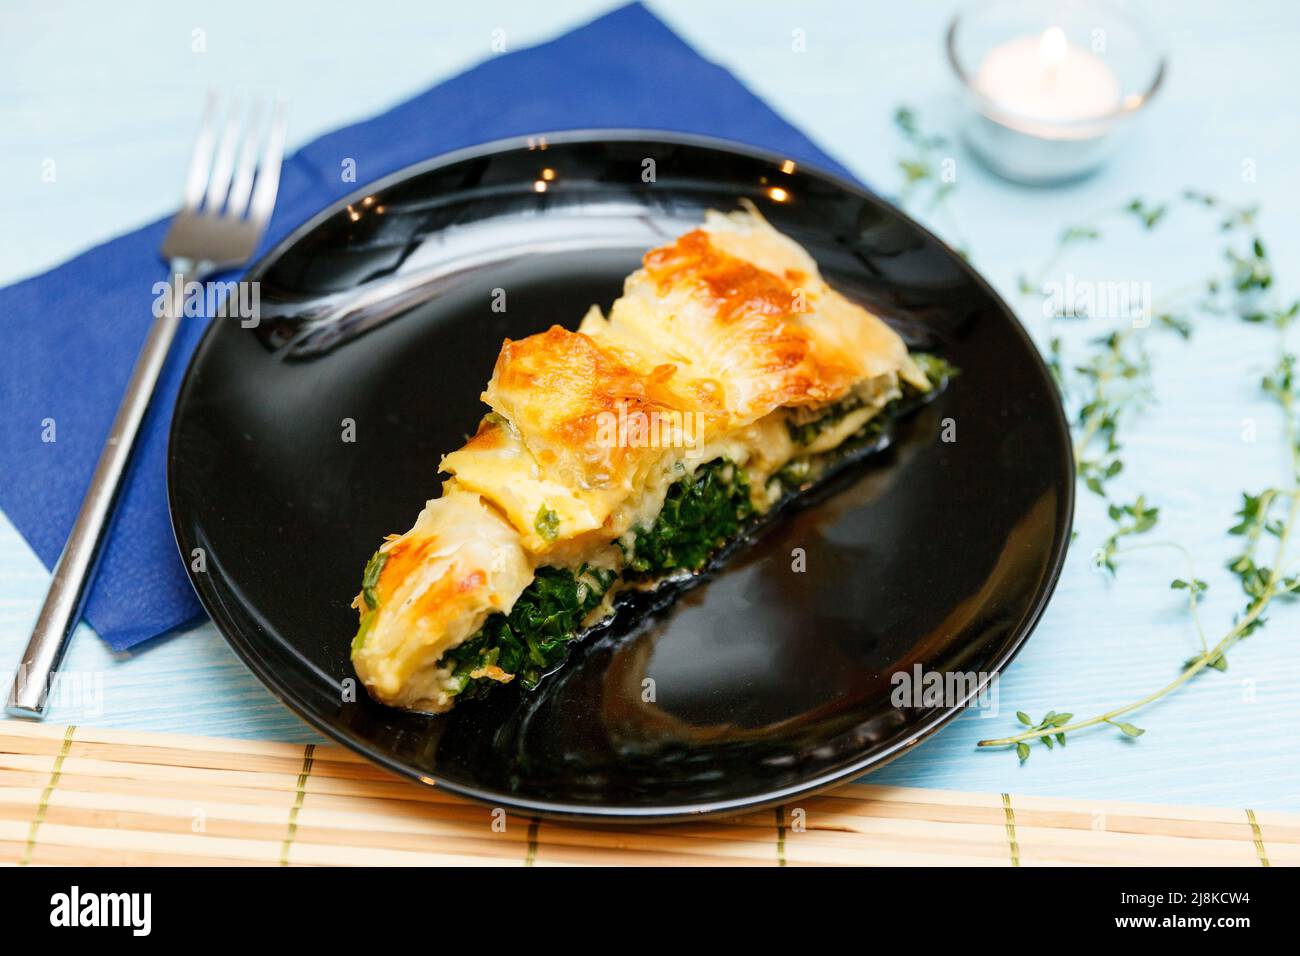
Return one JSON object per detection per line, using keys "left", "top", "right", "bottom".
{"left": 786, "top": 353, "right": 956, "bottom": 448}
{"left": 443, "top": 459, "right": 756, "bottom": 702}
{"left": 778, "top": 353, "right": 957, "bottom": 485}
{"left": 911, "top": 352, "right": 959, "bottom": 386}
{"left": 623, "top": 458, "right": 754, "bottom": 575}
{"left": 443, "top": 564, "right": 615, "bottom": 700}
{"left": 787, "top": 393, "right": 870, "bottom": 445}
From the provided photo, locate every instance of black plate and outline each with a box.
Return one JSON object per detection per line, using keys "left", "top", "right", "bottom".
{"left": 168, "top": 131, "right": 1073, "bottom": 821}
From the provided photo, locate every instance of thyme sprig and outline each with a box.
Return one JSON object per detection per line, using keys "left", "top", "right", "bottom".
{"left": 1070, "top": 330, "right": 1153, "bottom": 501}
{"left": 892, "top": 107, "right": 969, "bottom": 258}
{"left": 886, "top": 107, "right": 1299, "bottom": 759}
{"left": 1033, "top": 192, "right": 1286, "bottom": 523}
{"left": 983, "top": 255, "right": 1300, "bottom": 759}
{"left": 1095, "top": 496, "right": 1159, "bottom": 574}
{"left": 982, "top": 180, "right": 1300, "bottom": 754}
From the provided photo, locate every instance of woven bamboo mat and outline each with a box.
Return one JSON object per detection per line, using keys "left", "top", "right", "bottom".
{"left": 0, "top": 721, "right": 1293, "bottom": 866}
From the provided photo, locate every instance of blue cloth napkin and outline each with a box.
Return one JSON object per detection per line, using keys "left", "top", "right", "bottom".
{"left": 0, "top": 2, "right": 852, "bottom": 651}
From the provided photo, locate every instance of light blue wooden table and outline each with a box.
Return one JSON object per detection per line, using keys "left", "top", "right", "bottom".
{"left": 4, "top": 0, "right": 1299, "bottom": 811}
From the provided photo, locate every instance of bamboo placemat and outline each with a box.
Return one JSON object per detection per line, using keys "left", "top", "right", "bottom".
{"left": 0, "top": 721, "right": 1294, "bottom": 866}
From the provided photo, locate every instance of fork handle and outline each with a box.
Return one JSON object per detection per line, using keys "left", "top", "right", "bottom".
{"left": 5, "top": 268, "right": 190, "bottom": 718}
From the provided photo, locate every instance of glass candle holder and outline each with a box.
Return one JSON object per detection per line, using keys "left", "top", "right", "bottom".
{"left": 947, "top": 0, "right": 1166, "bottom": 185}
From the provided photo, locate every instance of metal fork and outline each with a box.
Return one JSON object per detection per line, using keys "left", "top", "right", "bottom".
{"left": 5, "top": 94, "right": 287, "bottom": 718}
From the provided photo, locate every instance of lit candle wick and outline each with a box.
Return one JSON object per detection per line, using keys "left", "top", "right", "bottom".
{"left": 1039, "top": 25, "right": 1067, "bottom": 86}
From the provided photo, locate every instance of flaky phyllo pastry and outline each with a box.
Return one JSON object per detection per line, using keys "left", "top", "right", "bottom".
{"left": 351, "top": 206, "right": 948, "bottom": 713}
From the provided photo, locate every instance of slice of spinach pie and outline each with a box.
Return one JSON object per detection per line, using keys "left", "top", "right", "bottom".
{"left": 350, "top": 205, "right": 949, "bottom": 713}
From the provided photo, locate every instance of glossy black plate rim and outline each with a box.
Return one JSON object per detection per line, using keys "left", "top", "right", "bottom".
{"left": 168, "top": 129, "right": 1075, "bottom": 822}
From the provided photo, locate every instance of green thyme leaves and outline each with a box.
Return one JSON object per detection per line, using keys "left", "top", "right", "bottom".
{"left": 1125, "top": 197, "right": 1167, "bottom": 231}
{"left": 978, "top": 185, "right": 1300, "bottom": 761}
{"left": 1010, "top": 711, "right": 1073, "bottom": 761}
{"left": 1107, "top": 720, "right": 1146, "bottom": 738}
{"left": 889, "top": 107, "right": 1300, "bottom": 761}
{"left": 892, "top": 107, "right": 970, "bottom": 258}
{"left": 1096, "top": 496, "right": 1160, "bottom": 575}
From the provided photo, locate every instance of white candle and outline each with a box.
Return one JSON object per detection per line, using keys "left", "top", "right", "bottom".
{"left": 973, "top": 26, "right": 1121, "bottom": 123}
